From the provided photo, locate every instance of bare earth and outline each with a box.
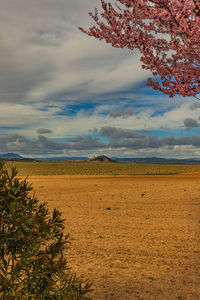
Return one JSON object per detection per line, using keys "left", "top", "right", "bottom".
{"left": 27, "top": 173, "right": 200, "bottom": 300}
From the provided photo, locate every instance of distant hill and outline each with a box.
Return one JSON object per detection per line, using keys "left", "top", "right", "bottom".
{"left": 0, "top": 153, "right": 23, "bottom": 159}
{"left": 0, "top": 153, "right": 88, "bottom": 161}
{"left": 89, "top": 155, "right": 117, "bottom": 163}
{"left": 113, "top": 157, "right": 200, "bottom": 164}
{"left": 0, "top": 153, "right": 36, "bottom": 162}
{"left": 1, "top": 153, "right": 200, "bottom": 164}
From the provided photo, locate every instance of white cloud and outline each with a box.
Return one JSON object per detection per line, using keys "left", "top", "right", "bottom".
{"left": 0, "top": 103, "right": 61, "bottom": 127}
{"left": 0, "top": 0, "right": 149, "bottom": 104}
{"left": 1, "top": 100, "right": 199, "bottom": 141}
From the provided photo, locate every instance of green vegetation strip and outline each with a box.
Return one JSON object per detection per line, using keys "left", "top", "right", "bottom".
{"left": 5, "top": 161, "right": 200, "bottom": 176}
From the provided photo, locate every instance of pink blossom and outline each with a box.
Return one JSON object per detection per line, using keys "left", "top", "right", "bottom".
{"left": 79, "top": 0, "right": 200, "bottom": 99}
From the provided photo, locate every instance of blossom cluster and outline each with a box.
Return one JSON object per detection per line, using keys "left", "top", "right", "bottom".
{"left": 79, "top": 0, "right": 200, "bottom": 99}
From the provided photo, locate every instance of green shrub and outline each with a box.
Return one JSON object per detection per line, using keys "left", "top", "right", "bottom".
{"left": 0, "top": 167, "right": 93, "bottom": 299}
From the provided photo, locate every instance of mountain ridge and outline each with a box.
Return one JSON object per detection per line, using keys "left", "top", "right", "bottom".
{"left": 1, "top": 153, "right": 200, "bottom": 164}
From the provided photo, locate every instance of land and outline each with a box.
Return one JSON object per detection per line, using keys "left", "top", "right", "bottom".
{"left": 5, "top": 160, "right": 200, "bottom": 176}
{"left": 10, "top": 162, "right": 200, "bottom": 299}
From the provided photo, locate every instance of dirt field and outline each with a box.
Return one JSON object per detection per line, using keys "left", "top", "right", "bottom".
{"left": 26, "top": 173, "right": 200, "bottom": 299}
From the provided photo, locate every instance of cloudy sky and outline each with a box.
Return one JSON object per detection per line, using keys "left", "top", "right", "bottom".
{"left": 0, "top": 0, "right": 200, "bottom": 158}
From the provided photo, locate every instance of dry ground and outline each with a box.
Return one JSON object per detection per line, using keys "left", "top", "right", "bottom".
{"left": 26, "top": 173, "right": 200, "bottom": 299}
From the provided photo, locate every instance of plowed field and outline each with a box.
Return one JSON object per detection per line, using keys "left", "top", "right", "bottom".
{"left": 26, "top": 173, "right": 200, "bottom": 299}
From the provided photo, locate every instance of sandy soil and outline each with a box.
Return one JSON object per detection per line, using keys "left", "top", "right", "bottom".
{"left": 27, "top": 173, "right": 200, "bottom": 299}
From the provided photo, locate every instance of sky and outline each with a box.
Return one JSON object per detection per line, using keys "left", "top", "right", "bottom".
{"left": 0, "top": 0, "right": 200, "bottom": 159}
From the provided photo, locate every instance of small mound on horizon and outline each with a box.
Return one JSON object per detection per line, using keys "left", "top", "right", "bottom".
{"left": 90, "top": 155, "right": 117, "bottom": 163}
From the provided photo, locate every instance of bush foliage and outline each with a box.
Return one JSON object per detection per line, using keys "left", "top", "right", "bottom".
{"left": 0, "top": 166, "right": 93, "bottom": 299}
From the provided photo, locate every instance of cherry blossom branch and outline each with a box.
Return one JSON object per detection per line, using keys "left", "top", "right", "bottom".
{"left": 79, "top": 0, "right": 200, "bottom": 99}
